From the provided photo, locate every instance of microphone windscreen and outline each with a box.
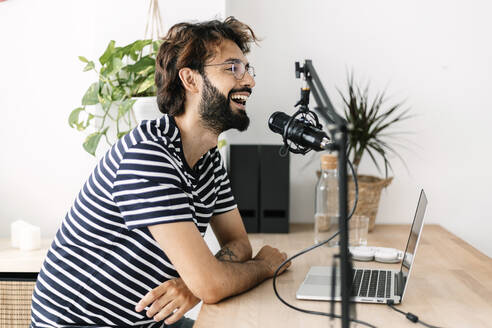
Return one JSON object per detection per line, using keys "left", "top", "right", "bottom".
{"left": 268, "top": 111, "right": 290, "bottom": 134}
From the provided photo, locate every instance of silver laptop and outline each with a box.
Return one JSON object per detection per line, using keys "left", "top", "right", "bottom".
{"left": 296, "top": 189, "right": 428, "bottom": 304}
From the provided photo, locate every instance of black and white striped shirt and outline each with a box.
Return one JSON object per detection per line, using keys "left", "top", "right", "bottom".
{"left": 31, "top": 115, "right": 236, "bottom": 327}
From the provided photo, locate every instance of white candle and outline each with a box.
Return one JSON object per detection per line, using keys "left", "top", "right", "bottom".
{"left": 10, "top": 220, "right": 29, "bottom": 248}
{"left": 19, "top": 224, "right": 41, "bottom": 251}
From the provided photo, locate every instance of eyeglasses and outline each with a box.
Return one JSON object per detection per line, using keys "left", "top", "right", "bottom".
{"left": 204, "top": 60, "right": 256, "bottom": 80}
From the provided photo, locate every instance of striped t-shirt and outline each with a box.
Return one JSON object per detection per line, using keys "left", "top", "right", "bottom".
{"left": 31, "top": 114, "right": 236, "bottom": 327}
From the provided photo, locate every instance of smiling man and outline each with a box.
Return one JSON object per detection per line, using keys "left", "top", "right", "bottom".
{"left": 30, "top": 17, "right": 290, "bottom": 328}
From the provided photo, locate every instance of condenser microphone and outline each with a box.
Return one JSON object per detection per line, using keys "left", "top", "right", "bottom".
{"left": 268, "top": 111, "right": 331, "bottom": 151}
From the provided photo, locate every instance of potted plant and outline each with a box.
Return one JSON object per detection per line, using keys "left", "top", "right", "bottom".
{"left": 68, "top": 39, "right": 162, "bottom": 156}
{"left": 339, "top": 73, "right": 412, "bottom": 231}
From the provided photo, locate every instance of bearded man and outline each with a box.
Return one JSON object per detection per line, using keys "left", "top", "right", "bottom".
{"left": 31, "top": 17, "right": 290, "bottom": 328}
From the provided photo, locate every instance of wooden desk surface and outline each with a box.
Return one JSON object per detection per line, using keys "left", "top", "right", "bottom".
{"left": 195, "top": 224, "right": 492, "bottom": 328}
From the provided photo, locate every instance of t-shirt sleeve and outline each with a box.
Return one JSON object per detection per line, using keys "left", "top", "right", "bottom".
{"left": 212, "top": 151, "right": 237, "bottom": 215}
{"left": 112, "top": 141, "right": 194, "bottom": 230}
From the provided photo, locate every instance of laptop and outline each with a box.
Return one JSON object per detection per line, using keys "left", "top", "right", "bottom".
{"left": 296, "top": 189, "right": 428, "bottom": 304}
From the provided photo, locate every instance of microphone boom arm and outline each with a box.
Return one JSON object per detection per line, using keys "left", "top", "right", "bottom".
{"left": 296, "top": 60, "right": 346, "bottom": 127}
{"left": 295, "top": 59, "right": 353, "bottom": 328}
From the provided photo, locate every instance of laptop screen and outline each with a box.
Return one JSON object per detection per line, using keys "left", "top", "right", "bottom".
{"left": 399, "top": 189, "right": 428, "bottom": 299}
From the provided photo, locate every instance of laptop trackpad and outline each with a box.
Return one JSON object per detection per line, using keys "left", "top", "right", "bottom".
{"left": 297, "top": 267, "right": 340, "bottom": 300}
{"left": 305, "top": 274, "right": 333, "bottom": 285}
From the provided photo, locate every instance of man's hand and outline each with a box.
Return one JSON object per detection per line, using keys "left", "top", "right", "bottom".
{"left": 254, "top": 245, "right": 291, "bottom": 277}
{"left": 135, "top": 278, "right": 200, "bottom": 325}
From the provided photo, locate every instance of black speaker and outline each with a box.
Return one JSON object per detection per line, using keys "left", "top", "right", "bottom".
{"left": 228, "top": 144, "right": 290, "bottom": 233}
{"left": 229, "top": 145, "right": 260, "bottom": 233}
{"left": 259, "top": 145, "right": 290, "bottom": 233}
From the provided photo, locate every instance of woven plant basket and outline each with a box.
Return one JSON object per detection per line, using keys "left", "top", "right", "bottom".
{"left": 0, "top": 279, "right": 35, "bottom": 327}
{"left": 348, "top": 175, "right": 392, "bottom": 231}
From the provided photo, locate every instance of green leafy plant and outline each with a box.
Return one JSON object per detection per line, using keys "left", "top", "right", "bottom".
{"left": 339, "top": 74, "right": 412, "bottom": 178}
{"left": 68, "top": 39, "right": 162, "bottom": 155}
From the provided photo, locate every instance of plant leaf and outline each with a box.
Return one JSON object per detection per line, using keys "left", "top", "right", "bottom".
{"left": 115, "top": 40, "right": 152, "bottom": 61}
{"left": 152, "top": 40, "right": 162, "bottom": 52}
{"left": 118, "top": 99, "right": 136, "bottom": 118}
{"left": 99, "top": 40, "right": 116, "bottom": 65}
{"left": 131, "top": 39, "right": 152, "bottom": 53}
{"left": 83, "top": 61, "right": 95, "bottom": 72}
{"left": 78, "top": 56, "right": 89, "bottom": 63}
{"left": 340, "top": 73, "right": 414, "bottom": 177}
{"left": 100, "top": 82, "right": 111, "bottom": 98}
{"left": 84, "top": 113, "right": 94, "bottom": 129}
{"left": 374, "top": 137, "right": 409, "bottom": 173}
{"left": 83, "top": 132, "right": 102, "bottom": 156}
{"left": 81, "top": 82, "right": 100, "bottom": 105}
{"left": 83, "top": 127, "right": 109, "bottom": 156}
{"left": 109, "top": 57, "right": 123, "bottom": 75}
{"left": 218, "top": 139, "right": 227, "bottom": 149}
{"left": 364, "top": 146, "right": 383, "bottom": 174}
{"left": 371, "top": 107, "right": 412, "bottom": 136}
{"left": 368, "top": 141, "right": 394, "bottom": 178}
{"left": 127, "top": 56, "right": 155, "bottom": 74}
{"left": 112, "top": 87, "right": 126, "bottom": 101}
{"left": 136, "top": 75, "right": 155, "bottom": 94}
{"left": 99, "top": 94, "right": 112, "bottom": 111}
{"left": 68, "top": 107, "right": 85, "bottom": 128}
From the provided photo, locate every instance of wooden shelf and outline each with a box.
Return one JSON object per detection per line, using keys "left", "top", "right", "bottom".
{"left": 0, "top": 238, "right": 51, "bottom": 273}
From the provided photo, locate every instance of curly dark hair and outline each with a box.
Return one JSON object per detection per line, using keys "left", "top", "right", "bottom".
{"left": 155, "top": 16, "right": 259, "bottom": 116}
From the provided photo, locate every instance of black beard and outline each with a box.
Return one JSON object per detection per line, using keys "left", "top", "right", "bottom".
{"left": 199, "top": 75, "right": 250, "bottom": 135}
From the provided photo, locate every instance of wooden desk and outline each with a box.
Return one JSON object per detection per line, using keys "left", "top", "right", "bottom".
{"left": 195, "top": 224, "right": 492, "bottom": 328}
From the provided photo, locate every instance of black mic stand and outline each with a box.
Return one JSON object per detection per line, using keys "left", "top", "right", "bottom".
{"left": 295, "top": 60, "right": 353, "bottom": 328}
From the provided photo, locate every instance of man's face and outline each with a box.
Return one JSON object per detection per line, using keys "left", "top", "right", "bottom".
{"left": 198, "top": 39, "right": 256, "bottom": 135}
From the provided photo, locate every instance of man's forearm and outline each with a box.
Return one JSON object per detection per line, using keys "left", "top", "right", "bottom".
{"left": 204, "top": 258, "right": 270, "bottom": 304}
{"left": 215, "top": 238, "right": 252, "bottom": 262}
{"left": 204, "top": 245, "right": 286, "bottom": 304}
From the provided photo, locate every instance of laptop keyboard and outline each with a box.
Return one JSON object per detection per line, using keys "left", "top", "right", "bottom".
{"left": 351, "top": 269, "right": 393, "bottom": 298}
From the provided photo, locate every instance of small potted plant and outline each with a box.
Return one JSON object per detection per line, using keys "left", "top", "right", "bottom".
{"left": 339, "top": 73, "right": 412, "bottom": 231}
{"left": 68, "top": 39, "right": 162, "bottom": 156}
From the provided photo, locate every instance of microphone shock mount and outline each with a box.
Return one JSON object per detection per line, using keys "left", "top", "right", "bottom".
{"left": 280, "top": 74, "right": 324, "bottom": 156}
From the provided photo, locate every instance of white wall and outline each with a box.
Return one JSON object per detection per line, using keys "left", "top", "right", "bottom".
{"left": 0, "top": 0, "right": 224, "bottom": 237}
{"left": 1, "top": 0, "right": 491, "bottom": 259}
{"left": 225, "top": 0, "right": 492, "bottom": 257}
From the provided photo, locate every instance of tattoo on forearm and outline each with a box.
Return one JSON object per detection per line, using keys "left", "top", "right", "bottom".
{"left": 215, "top": 246, "right": 238, "bottom": 262}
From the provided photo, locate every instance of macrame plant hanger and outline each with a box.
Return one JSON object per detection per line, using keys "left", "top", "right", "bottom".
{"left": 129, "top": 0, "right": 164, "bottom": 125}
{"left": 144, "top": 0, "right": 164, "bottom": 43}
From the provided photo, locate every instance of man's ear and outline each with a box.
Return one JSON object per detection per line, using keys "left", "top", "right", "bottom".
{"left": 178, "top": 68, "right": 201, "bottom": 94}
